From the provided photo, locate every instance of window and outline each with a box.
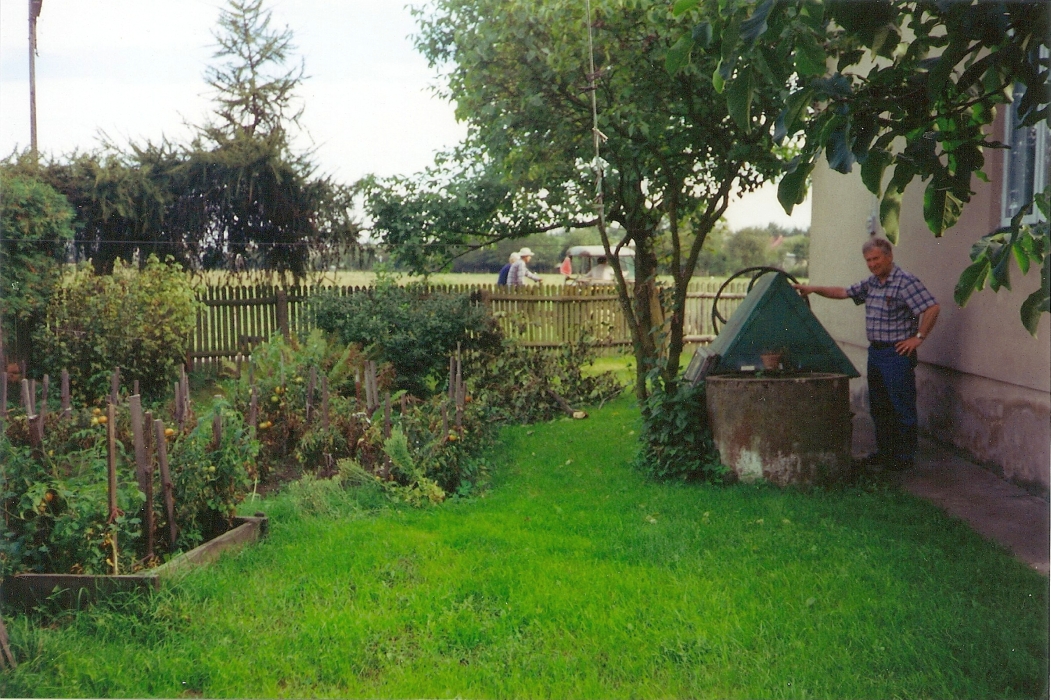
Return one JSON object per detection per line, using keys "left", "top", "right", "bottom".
{"left": 1001, "top": 82, "right": 1050, "bottom": 226}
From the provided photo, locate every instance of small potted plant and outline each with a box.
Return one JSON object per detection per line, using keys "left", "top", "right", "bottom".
{"left": 759, "top": 348, "right": 786, "bottom": 371}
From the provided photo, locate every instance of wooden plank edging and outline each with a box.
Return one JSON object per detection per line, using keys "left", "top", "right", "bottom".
{"left": 0, "top": 515, "right": 268, "bottom": 612}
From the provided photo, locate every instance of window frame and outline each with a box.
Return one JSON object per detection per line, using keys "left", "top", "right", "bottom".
{"left": 1000, "top": 81, "right": 1050, "bottom": 227}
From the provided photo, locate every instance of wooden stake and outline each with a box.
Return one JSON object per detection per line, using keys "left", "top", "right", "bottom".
{"left": 36, "top": 384, "right": 46, "bottom": 445}
{"left": 0, "top": 371, "right": 7, "bottom": 428}
{"left": 61, "top": 369, "right": 70, "bottom": 418}
{"left": 383, "top": 392, "right": 391, "bottom": 439}
{"left": 0, "top": 611, "right": 16, "bottom": 669}
{"left": 448, "top": 356, "right": 456, "bottom": 402}
{"left": 144, "top": 409, "right": 155, "bottom": 559}
{"left": 248, "top": 386, "right": 258, "bottom": 428}
{"left": 25, "top": 378, "right": 35, "bottom": 415}
{"left": 106, "top": 403, "right": 119, "bottom": 521}
{"left": 41, "top": 373, "right": 49, "bottom": 408}
{"left": 321, "top": 376, "right": 329, "bottom": 430}
{"left": 153, "top": 419, "right": 178, "bottom": 551}
{"left": 130, "top": 395, "right": 149, "bottom": 495}
{"left": 173, "top": 380, "right": 182, "bottom": 425}
{"left": 133, "top": 379, "right": 140, "bottom": 396}
{"left": 110, "top": 368, "right": 120, "bottom": 405}
{"left": 19, "top": 378, "right": 29, "bottom": 412}
{"left": 306, "top": 366, "right": 317, "bottom": 423}
{"left": 212, "top": 408, "right": 222, "bottom": 452}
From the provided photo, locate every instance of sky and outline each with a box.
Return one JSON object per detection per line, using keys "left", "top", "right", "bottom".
{"left": 0, "top": 0, "right": 811, "bottom": 231}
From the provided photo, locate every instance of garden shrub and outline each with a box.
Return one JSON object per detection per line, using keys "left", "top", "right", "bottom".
{"left": 0, "top": 170, "right": 76, "bottom": 364}
{"left": 223, "top": 328, "right": 500, "bottom": 500}
{"left": 312, "top": 278, "right": 501, "bottom": 397}
{"left": 633, "top": 376, "right": 727, "bottom": 482}
{"left": 36, "top": 256, "right": 199, "bottom": 401}
{"left": 0, "top": 424, "right": 143, "bottom": 577}
{"left": 167, "top": 400, "right": 258, "bottom": 549}
{"left": 466, "top": 339, "right": 624, "bottom": 424}
{"left": 224, "top": 330, "right": 366, "bottom": 480}
{"left": 0, "top": 396, "right": 259, "bottom": 576}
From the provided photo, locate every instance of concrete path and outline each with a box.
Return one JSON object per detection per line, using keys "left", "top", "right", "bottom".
{"left": 899, "top": 437, "right": 1050, "bottom": 576}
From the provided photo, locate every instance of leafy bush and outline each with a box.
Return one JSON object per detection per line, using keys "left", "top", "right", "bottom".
{"left": 312, "top": 279, "right": 501, "bottom": 397}
{"left": 0, "top": 170, "right": 76, "bottom": 362}
{"left": 167, "top": 401, "right": 258, "bottom": 549}
{"left": 466, "top": 339, "right": 624, "bottom": 424}
{"left": 633, "top": 377, "right": 726, "bottom": 482}
{"left": 0, "top": 422, "right": 143, "bottom": 577}
{"left": 224, "top": 330, "right": 365, "bottom": 480}
{"left": 36, "top": 256, "right": 199, "bottom": 401}
{"left": 0, "top": 397, "right": 258, "bottom": 576}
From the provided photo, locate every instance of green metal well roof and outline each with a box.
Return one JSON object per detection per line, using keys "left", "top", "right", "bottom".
{"left": 689, "top": 271, "right": 859, "bottom": 379}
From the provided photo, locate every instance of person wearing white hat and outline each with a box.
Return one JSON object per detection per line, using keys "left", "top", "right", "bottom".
{"left": 508, "top": 247, "right": 542, "bottom": 286}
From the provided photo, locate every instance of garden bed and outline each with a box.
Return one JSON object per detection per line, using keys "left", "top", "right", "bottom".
{"left": 1, "top": 514, "right": 267, "bottom": 612}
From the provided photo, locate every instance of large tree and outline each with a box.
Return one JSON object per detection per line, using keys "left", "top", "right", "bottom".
{"left": 6, "top": 0, "right": 357, "bottom": 278}
{"left": 366, "top": 0, "right": 791, "bottom": 398}
{"left": 669, "top": 0, "right": 1049, "bottom": 334}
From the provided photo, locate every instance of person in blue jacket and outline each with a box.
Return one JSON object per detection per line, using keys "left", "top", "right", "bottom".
{"left": 497, "top": 252, "right": 519, "bottom": 286}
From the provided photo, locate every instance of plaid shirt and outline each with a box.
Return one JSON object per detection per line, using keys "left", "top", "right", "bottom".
{"left": 507, "top": 260, "right": 539, "bottom": 286}
{"left": 846, "top": 265, "right": 937, "bottom": 343}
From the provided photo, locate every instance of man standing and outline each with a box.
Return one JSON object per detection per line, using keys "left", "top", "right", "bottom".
{"left": 508, "top": 247, "right": 542, "bottom": 286}
{"left": 794, "top": 238, "right": 940, "bottom": 471}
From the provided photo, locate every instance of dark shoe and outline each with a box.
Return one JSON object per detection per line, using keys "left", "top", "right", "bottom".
{"left": 856, "top": 453, "right": 889, "bottom": 470}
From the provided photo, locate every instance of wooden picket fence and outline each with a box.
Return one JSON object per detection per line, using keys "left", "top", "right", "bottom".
{"left": 188, "top": 280, "right": 750, "bottom": 372}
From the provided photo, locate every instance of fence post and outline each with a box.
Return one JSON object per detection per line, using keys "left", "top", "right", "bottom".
{"left": 154, "top": 419, "right": 178, "bottom": 551}
{"left": 276, "top": 289, "right": 290, "bottom": 341}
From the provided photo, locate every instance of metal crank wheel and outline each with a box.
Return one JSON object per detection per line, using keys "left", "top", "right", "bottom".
{"left": 711, "top": 266, "right": 808, "bottom": 335}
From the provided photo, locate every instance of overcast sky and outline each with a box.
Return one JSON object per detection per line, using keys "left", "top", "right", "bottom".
{"left": 0, "top": 0, "right": 810, "bottom": 230}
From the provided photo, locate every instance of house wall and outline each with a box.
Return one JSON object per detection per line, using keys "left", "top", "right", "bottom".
{"left": 809, "top": 148, "right": 1050, "bottom": 492}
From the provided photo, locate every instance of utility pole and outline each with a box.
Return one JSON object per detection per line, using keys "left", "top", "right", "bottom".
{"left": 28, "top": 0, "right": 42, "bottom": 160}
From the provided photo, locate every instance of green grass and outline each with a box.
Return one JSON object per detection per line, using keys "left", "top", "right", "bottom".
{"left": 3, "top": 397, "right": 1047, "bottom": 698}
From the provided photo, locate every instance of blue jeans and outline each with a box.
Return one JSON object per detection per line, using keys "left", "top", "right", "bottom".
{"left": 867, "top": 344, "right": 918, "bottom": 464}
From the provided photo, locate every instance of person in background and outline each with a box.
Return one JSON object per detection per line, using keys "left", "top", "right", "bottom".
{"left": 793, "top": 237, "right": 939, "bottom": 471}
{"left": 585, "top": 255, "right": 615, "bottom": 281}
{"left": 497, "top": 252, "right": 520, "bottom": 286}
{"left": 559, "top": 256, "right": 573, "bottom": 276}
{"left": 508, "top": 247, "right": 542, "bottom": 286}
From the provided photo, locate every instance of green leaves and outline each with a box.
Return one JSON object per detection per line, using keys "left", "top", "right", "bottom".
{"left": 666, "top": 34, "right": 694, "bottom": 76}
{"left": 671, "top": 0, "right": 699, "bottom": 16}
{"left": 922, "top": 179, "right": 964, "bottom": 236}
{"left": 775, "top": 88, "right": 814, "bottom": 144}
{"left": 954, "top": 187, "right": 1050, "bottom": 336}
{"left": 1020, "top": 256, "right": 1050, "bottom": 337}
{"left": 860, "top": 149, "right": 892, "bottom": 196}
{"left": 794, "top": 32, "right": 827, "bottom": 77}
{"left": 726, "top": 67, "right": 757, "bottom": 130}
{"left": 739, "top": 0, "right": 775, "bottom": 47}
{"left": 777, "top": 157, "right": 815, "bottom": 215}
{"left": 879, "top": 189, "right": 902, "bottom": 244}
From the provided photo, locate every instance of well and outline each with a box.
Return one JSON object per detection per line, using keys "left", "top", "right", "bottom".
{"left": 706, "top": 373, "right": 852, "bottom": 486}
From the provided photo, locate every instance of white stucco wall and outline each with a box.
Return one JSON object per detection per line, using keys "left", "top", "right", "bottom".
{"left": 809, "top": 156, "right": 1050, "bottom": 490}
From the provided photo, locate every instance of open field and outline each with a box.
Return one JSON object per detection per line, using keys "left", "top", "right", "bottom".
{"left": 3, "top": 396, "right": 1046, "bottom": 699}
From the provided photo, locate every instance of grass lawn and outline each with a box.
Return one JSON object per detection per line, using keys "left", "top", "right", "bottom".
{"left": 2, "top": 397, "right": 1047, "bottom": 698}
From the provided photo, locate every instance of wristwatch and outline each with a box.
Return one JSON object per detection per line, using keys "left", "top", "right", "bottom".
{"left": 916, "top": 332, "right": 925, "bottom": 340}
